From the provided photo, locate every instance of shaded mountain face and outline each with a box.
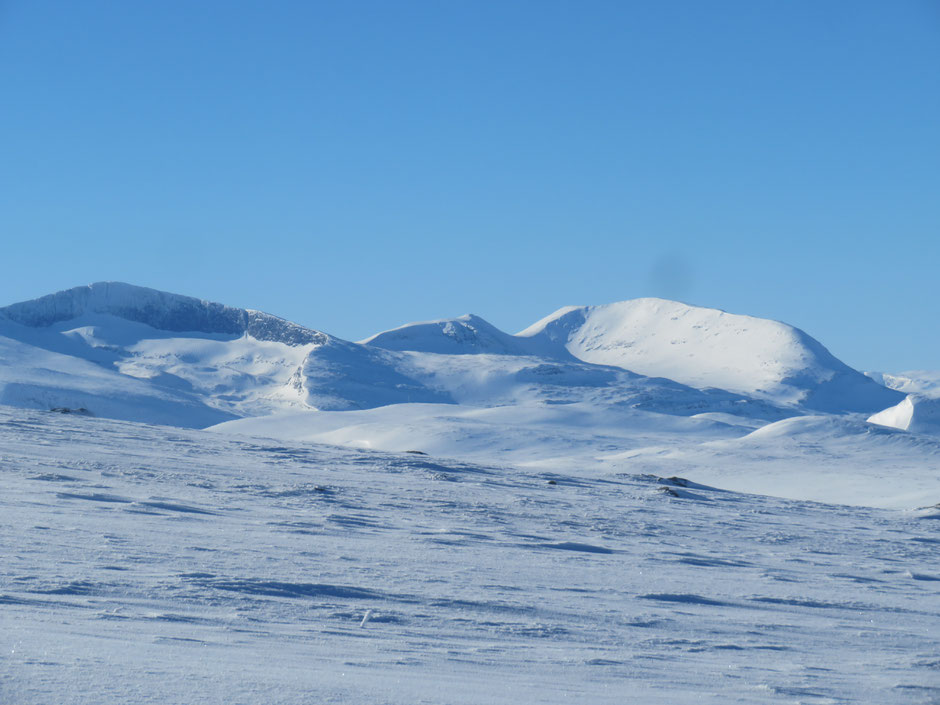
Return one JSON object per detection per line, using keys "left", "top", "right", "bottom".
{"left": 0, "top": 283, "right": 904, "bottom": 428}
{"left": 0, "top": 283, "right": 442, "bottom": 420}
{"left": 0, "top": 282, "right": 327, "bottom": 346}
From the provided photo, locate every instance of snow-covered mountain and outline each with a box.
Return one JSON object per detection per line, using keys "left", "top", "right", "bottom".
{"left": 360, "top": 312, "right": 789, "bottom": 415}
{"left": 0, "top": 284, "right": 326, "bottom": 425}
{"left": 0, "top": 283, "right": 455, "bottom": 421}
{"left": 0, "top": 282, "right": 928, "bottom": 500}
{"left": 867, "top": 369, "right": 940, "bottom": 397}
{"left": 0, "top": 283, "right": 825, "bottom": 426}
{"left": 516, "top": 298, "right": 901, "bottom": 413}
{"left": 0, "top": 331, "right": 236, "bottom": 428}
{"left": 0, "top": 281, "right": 326, "bottom": 345}
{"left": 3, "top": 288, "right": 940, "bottom": 703}
{"left": 361, "top": 313, "right": 531, "bottom": 356}
{"left": 363, "top": 298, "right": 902, "bottom": 414}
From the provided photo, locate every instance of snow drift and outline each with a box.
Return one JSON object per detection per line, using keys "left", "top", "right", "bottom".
{"left": 868, "top": 394, "right": 940, "bottom": 435}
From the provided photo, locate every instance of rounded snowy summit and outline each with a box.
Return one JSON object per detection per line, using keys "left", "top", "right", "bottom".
{"left": 516, "top": 298, "right": 900, "bottom": 413}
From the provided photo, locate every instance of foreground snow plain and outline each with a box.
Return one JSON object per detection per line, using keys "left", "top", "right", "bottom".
{"left": 3, "top": 407, "right": 939, "bottom": 704}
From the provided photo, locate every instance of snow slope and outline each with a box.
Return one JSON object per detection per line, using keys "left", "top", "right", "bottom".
{"left": 0, "top": 283, "right": 335, "bottom": 421}
{"left": 213, "top": 401, "right": 750, "bottom": 473}
{"left": 361, "top": 313, "right": 531, "bottom": 355}
{"left": 517, "top": 299, "right": 902, "bottom": 413}
{"left": 3, "top": 407, "right": 939, "bottom": 704}
{"left": 611, "top": 414, "right": 940, "bottom": 508}
{"left": 0, "top": 325, "right": 236, "bottom": 428}
{"left": 0, "top": 313, "right": 309, "bottom": 422}
{"left": 0, "top": 283, "right": 452, "bottom": 417}
{"left": 218, "top": 404, "right": 940, "bottom": 509}
{"left": 868, "top": 369, "right": 940, "bottom": 397}
{"left": 294, "top": 338, "right": 451, "bottom": 410}
{"left": 0, "top": 281, "right": 326, "bottom": 345}
{"left": 869, "top": 394, "right": 940, "bottom": 435}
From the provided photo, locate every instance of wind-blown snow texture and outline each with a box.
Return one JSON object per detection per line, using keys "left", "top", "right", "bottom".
{"left": 2, "top": 408, "right": 939, "bottom": 704}
{"left": 2, "top": 284, "right": 939, "bottom": 703}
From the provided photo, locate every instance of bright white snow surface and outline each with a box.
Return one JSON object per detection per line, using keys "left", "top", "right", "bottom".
{"left": 869, "top": 394, "right": 940, "bottom": 435}
{"left": 2, "top": 407, "right": 939, "bottom": 704}
{"left": 215, "top": 404, "right": 940, "bottom": 510}
{"left": 514, "top": 299, "right": 901, "bottom": 413}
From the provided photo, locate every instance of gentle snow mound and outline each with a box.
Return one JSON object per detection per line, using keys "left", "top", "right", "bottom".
{"left": 362, "top": 314, "right": 530, "bottom": 355}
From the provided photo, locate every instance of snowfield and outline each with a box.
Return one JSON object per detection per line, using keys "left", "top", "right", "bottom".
{"left": 215, "top": 403, "right": 940, "bottom": 510}
{"left": 2, "top": 408, "right": 939, "bottom": 704}
{"left": 1, "top": 283, "right": 939, "bottom": 703}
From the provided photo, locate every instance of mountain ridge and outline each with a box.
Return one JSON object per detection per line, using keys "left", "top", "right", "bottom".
{"left": 0, "top": 282, "right": 328, "bottom": 347}
{"left": 0, "top": 283, "right": 906, "bottom": 427}
{"left": 365, "top": 297, "right": 902, "bottom": 414}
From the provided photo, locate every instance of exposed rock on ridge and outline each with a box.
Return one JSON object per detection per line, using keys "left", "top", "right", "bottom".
{"left": 0, "top": 282, "right": 327, "bottom": 346}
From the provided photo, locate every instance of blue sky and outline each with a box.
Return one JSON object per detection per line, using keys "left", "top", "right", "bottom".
{"left": 1, "top": 1, "right": 937, "bottom": 371}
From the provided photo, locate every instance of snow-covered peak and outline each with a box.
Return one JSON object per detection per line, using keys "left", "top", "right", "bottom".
{"left": 362, "top": 313, "right": 530, "bottom": 355}
{"left": 0, "top": 285, "right": 906, "bottom": 424}
{"left": 518, "top": 298, "right": 826, "bottom": 382}
{"left": 517, "top": 298, "right": 901, "bottom": 413}
{"left": 0, "top": 282, "right": 328, "bottom": 346}
{"left": 866, "top": 370, "right": 940, "bottom": 397}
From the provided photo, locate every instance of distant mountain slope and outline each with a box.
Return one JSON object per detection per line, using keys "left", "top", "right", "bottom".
{"left": 0, "top": 284, "right": 798, "bottom": 424}
{"left": 0, "top": 333, "right": 235, "bottom": 428}
{"left": 0, "top": 281, "right": 326, "bottom": 346}
{"left": 0, "top": 283, "right": 451, "bottom": 418}
{"left": 516, "top": 298, "right": 902, "bottom": 414}
{"left": 0, "top": 284, "right": 904, "bottom": 429}
{"left": 362, "top": 314, "right": 532, "bottom": 355}
{"left": 866, "top": 370, "right": 940, "bottom": 397}
{"left": 295, "top": 338, "right": 452, "bottom": 410}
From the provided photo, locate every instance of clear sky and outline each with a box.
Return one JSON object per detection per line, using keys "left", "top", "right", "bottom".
{"left": 1, "top": 1, "right": 937, "bottom": 371}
